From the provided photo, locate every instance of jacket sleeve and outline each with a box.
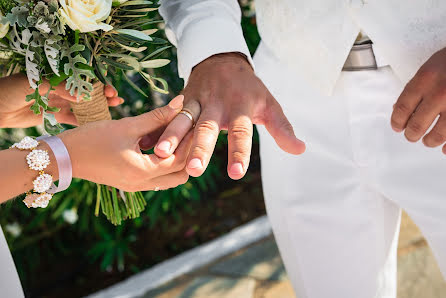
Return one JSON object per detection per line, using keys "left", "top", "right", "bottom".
{"left": 159, "top": 0, "right": 253, "bottom": 84}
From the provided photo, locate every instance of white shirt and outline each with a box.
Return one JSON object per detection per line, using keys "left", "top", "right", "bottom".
{"left": 159, "top": 0, "right": 446, "bottom": 95}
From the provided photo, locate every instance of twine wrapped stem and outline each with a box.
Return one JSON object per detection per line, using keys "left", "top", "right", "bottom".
{"left": 70, "top": 81, "right": 111, "bottom": 125}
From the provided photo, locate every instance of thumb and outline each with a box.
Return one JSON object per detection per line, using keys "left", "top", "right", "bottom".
{"left": 131, "top": 95, "right": 184, "bottom": 136}
{"left": 264, "top": 97, "right": 306, "bottom": 155}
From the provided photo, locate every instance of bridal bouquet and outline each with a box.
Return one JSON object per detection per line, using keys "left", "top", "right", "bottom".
{"left": 0, "top": 0, "right": 171, "bottom": 225}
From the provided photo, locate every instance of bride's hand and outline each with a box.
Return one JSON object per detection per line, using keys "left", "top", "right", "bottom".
{"left": 0, "top": 73, "right": 123, "bottom": 128}
{"left": 58, "top": 95, "right": 191, "bottom": 192}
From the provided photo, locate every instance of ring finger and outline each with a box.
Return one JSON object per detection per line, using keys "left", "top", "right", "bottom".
{"left": 155, "top": 100, "right": 201, "bottom": 158}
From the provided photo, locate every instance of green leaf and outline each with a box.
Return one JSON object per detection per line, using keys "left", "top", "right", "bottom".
{"left": 150, "top": 37, "right": 169, "bottom": 45}
{"left": 141, "top": 45, "right": 171, "bottom": 61}
{"left": 25, "top": 46, "right": 40, "bottom": 89}
{"left": 140, "top": 59, "right": 170, "bottom": 69}
{"left": 93, "top": 58, "right": 111, "bottom": 86}
{"left": 101, "top": 56, "right": 134, "bottom": 70}
{"left": 123, "top": 7, "right": 157, "bottom": 13}
{"left": 140, "top": 72, "right": 169, "bottom": 94}
{"left": 106, "top": 54, "right": 141, "bottom": 71}
{"left": 120, "top": 19, "right": 163, "bottom": 29}
{"left": 119, "top": 0, "right": 153, "bottom": 6}
{"left": 46, "top": 106, "right": 60, "bottom": 113}
{"left": 61, "top": 43, "right": 94, "bottom": 99}
{"left": 123, "top": 72, "right": 148, "bottom": 97}
{"left": 43, "top": 111, "right": 58, "bottom": 126}
{"left": 142, "top": 28, "right": 158, "bottom": 35}
{"left": 114, "top": 29, "right": 152, "bottom": 42}
{"left": 43, "top": 111, "right": 63, "bottom": 135}
{"left": 49, "top": 72, "right": 69, "bottom": 87}
{"left": 44, "top": 37, "right": 61, "bottom": 76}
{"left": 118, "top": 43, "right": 147, "bottom": 52}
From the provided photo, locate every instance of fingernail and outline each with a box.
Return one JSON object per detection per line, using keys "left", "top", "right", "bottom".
{"left": 119, "top": 98, "right": 125, "bottom": 104}
{"left": 229, "top": 163, "right": 244, "bottom": 176}
{"left": 188, "top": 158, "right": 203, "bottom": 170}
{"left": 168, "top": 95, "right": 184, "bottom": 110}
{"left": 156, "top": 140, "right": 171, "bottom": 153}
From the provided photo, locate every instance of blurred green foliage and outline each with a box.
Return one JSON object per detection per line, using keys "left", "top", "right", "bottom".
{"left": 0, "top": 0, "right": 260, "bottom": 294}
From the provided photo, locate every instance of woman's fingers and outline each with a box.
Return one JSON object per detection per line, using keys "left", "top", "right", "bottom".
{"left": 54, "top": 109, "right": 79, "bottom": 126}
{"left": 139, "top": 126, "right": 168, "bottom": 151}
{"left": 131, "top": 95, "right": 184, "bottom": 137}
{"left": 46, "top": 82, "right": 123, "bottom": 105}
{"left": 155, "top": 100, "right": 201, "bottom": 158}
{"left": 139, "top": 169, "right": 190, "bottom": 191}
{"left": 142, "top": 130, "right": 193, "bottom": 177}
{"left": 104, "top": 85, "right": 124, "bottom": 106}
{"left": 107, "top": 96, "right": 124, "bottom": 107}
{"left": 104, "top": 85, "right": 118, "bottom": 98}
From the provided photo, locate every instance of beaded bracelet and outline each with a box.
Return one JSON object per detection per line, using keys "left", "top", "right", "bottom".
{"left": 11, "top": 136, "right": 53, "bottom": 208}
{"left": 37, "top": 135, "right": 72, "bottom": 194}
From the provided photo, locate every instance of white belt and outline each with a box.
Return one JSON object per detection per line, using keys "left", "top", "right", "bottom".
{"left": 342, "top": 43, "right": 378, "bottom": 71}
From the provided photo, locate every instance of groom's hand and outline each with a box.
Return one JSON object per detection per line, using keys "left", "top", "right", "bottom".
{"left": 391, "top": 47, "right": 446, "bottom": 154}
{"left": 154, "top": 53, "right": 305, "bottom": 180}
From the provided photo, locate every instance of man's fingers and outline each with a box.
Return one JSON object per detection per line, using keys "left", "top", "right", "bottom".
{"left": 423, "top": 113, "right": 446, "bottom": 147}
{"left": 131, "top": 95, "right": 184, "bottom": 137}
{"left": 404, "top": 98, "right": 440, "bottom": 142}
{"left": 264, "top": 96, "right": 305, "bottom": 155}
{"left": 227, "top": 113, "right": 253, "bottom": 180}
{"left": 391, "top": 79, "right": 424, "bottom": 132}
{"left": 155, "top": 100, "right": 200, "bottom": 158}
{"left": 155, "top": 114, "right": 194, "bottom": 158}
{"left": 186, "top": 110, "right": 221, "bottom": 177}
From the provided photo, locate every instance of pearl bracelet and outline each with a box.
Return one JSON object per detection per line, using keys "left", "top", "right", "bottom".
{"left": 11, "top": 136, "right": 54, "bottom": 208}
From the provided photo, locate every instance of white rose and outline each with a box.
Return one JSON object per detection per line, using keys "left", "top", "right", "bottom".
{"left": 59, "top": 0, "right": 113, "bottom": 33}
{"left": 0, "top": 12, "right": 10, "bottom": 39}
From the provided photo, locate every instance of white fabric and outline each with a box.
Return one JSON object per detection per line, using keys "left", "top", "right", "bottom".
{"left": 159, "top": 0, "right": 253, "bottom": 84}
{"left": 254, "top": 42, "right": 446, "bottom": 298}
{"left": 0, "top": 227, "right": 24, "bottom": 298}
{"left": 159, "top": 0, "right": 446, "bottom": 94}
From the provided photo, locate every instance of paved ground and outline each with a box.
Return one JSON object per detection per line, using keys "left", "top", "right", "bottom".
{"left": 141, "top": 212, "right": 446, "bottom": 298}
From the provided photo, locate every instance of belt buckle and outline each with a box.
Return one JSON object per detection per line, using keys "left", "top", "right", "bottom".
{"left": 343, "top": 43, "right": 378, "bottom": 71}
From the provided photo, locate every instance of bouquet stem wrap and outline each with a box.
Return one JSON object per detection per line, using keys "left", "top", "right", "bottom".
{"left": 70, "top": 82, "right": 111, "bottom": 125}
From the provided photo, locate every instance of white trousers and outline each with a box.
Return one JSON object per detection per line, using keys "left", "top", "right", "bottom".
{"left": 254, "top": 42, "right": 446, "bottom": 298}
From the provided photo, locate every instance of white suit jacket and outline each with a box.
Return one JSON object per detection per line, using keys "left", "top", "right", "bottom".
{"left": 159, "top": 0, "right": 446, "bottom": 94}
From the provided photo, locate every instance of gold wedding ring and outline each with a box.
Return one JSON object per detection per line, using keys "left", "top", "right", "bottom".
{"left": 177, "top": 100, "right": 201, "bottom": 128}
{"left": 179, "top": 109, "right": 194, "bottom": 123}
